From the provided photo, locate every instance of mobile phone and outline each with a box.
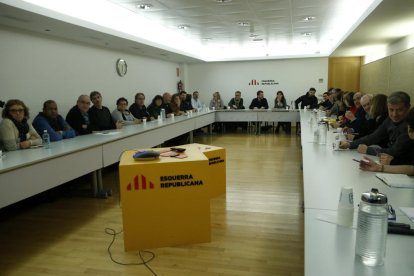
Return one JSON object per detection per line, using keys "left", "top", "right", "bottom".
{"left": 352, "top": 158, "right": 369, "bottom": 164}
{"left": 171, "top": 147, "right": 186, "bottom": 152}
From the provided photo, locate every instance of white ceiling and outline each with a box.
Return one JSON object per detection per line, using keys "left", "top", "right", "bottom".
{"left": 0, "top": 0, "right": 413, "bottom": 63}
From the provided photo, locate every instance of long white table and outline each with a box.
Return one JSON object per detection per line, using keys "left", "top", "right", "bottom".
{"left": 0, "top": 111, "right": 215, "bottom": 208}
{"left": 215, "top": 109, "right": 299, "bottom": 124}
{"left": 0, "top": 109, "right": 300, "bottom": 208}
{"left": 300, "top": 110, "right": 414, "bottom": 275}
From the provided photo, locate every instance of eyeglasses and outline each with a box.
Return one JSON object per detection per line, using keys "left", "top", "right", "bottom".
{"left": 79, "top": 101, "right": 91, "bottom": 105}
{"left": 9, "top": 109, "right": 24, "bottom": 113}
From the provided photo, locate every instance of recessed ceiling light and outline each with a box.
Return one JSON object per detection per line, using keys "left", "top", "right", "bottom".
{"left": 237, "top": 21, "right": 250, "bottom": 27}
{"left": 178, "top": 25, "right": 190, "bottom": 30}
{"left": 252, "top": 38, "right": 263, "bottom": 41}
{"left": 302, "top": 16, "right": 316, "bottom": 21}
{"left": 137, "top": 4, "right": 152, "bottom": 10}
{"left": 301, "top": 32, "right": 312, "bottom": 37}
{"left": 215, "top": 0, "right": 232, "bottom": 3}
{"left": 201, "top": 38, "right": 212, "bottom": 41}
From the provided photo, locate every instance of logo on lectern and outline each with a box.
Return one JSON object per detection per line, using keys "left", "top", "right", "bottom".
{"left": 126, "top": 175, "right": 154, "bottom": 191}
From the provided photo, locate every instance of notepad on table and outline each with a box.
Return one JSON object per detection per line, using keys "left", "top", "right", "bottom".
{"left": 375, "top": 173, "right": 414, "bottom": 188}
{"left": 400, "top": 207, "right": 414, "bottom": 223}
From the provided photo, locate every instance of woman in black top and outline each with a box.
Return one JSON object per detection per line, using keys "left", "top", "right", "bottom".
{"left": 147, "top": 95, "right": 164, "bottom": 120}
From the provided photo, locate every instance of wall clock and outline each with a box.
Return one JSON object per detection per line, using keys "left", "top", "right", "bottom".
{"left": 116, "top": 58, "right": 127, "bottom": 77}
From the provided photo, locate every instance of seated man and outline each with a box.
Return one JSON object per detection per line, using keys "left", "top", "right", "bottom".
{"left": 295, "top": 88, "right": 318, "bottom": 109}
{"left": 89, "top": 91, "right": 122, "bottom": 131}
{"left": 33, "top": 100, "right": 76, "bottom": 141}
{"left": 347, "top": 94, "right": 373, "bottom": 139}
{"left": 318, "top": 92, "right": 333, "bottom": 110}
{"left": 228, "top": 91, "right": 245, "bottom": 109}
{"left": 249, "top": 90, "right": 269, "bottom": 133}
{"left": 162, "top": 92, "right": 173, "bottom": 116}
{"left": 129, "top": 92, "right": 150, "bottom": 120}
{"left": 191, "top": 91, "right": 203, "bottom": 110}
{"left": 340, "top": 91, "right": 414, "bottom": 165}
{"left": 359, "top": 107, "right": 414, "bottom": 175}
{"left": 179, "top": 91, "right": 194, "bottom": 112}
{"left": 249, "top": 90, "right": 269, "bottom": 109}
{"left": 66, "top": 95, "right": 99, "bottom": 135}
{"left": 344, "top": 92, "right": 366, "bottom": 131}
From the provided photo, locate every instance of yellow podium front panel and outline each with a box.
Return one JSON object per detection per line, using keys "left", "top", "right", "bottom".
{"left": 119, "top": 148, "right": 211, "bottom": 251}
{"left": 180, "top": 143, "right": 226, "bottom": 198}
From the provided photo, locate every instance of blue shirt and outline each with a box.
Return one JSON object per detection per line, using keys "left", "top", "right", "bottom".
{"left": 32, "top": 112, "right": 76, "bottom": 141}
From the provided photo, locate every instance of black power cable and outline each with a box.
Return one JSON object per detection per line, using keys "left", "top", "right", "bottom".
{"left": 105, "top": 228, "right": 157, "bottom": 275}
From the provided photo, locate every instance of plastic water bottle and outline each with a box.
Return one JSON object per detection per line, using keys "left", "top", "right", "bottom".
{"left": 317, "top": 122, "right": 327, "bottom": 145}
{"left": 42, "top": 130, "right": 50, "bottom": 149}
{"left": 355, "top": 188, "right": 388, "bottom": 266}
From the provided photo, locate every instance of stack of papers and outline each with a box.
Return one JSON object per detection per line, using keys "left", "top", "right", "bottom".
{"left": 375, "top": 173, "right": 414, "bottom": 188}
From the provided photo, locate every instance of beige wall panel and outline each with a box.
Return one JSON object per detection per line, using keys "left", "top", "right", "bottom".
{"left": 389, "top": 48, "right": 414, "bottom": 96}
{"left": 360, "top": 57, "right": 390, "bottom": 94}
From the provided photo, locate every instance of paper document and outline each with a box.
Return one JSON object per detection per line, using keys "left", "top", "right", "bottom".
{"left": 375, "top": 173, "right": 414, "bottom": 188}
{"left": 399, "top": 207, "right": 414, "bottom": 223}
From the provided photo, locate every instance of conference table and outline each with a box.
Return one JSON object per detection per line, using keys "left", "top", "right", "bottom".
{"left": 215, "top": 108, "right": 300, "bottom": 133}
{"left": 0, "top": 109, "right": 300, "bottom": 208}
{"left": 0, "top": 111, "right": 215, "bottom": 208}
{"left": 300, "top": 110, "right": 414, "bottom": 276}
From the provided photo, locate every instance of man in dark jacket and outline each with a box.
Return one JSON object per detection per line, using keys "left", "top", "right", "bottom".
{"left": 129, "top": 92, "right": 150, "bottom": 120}
{"left": 249, "top": 90, "right": 269, "bottom": 109}
{"left": 340, "top": 91, "right": 413, "bottom": 165}
{"left": 88, "top": 91, "right": 123, "bottom": 131}
{"left": 66, "top": 95, "right": 99, "bottom": 135}
{"left": 295, "top": 88, "right": 318, "bottom": 109}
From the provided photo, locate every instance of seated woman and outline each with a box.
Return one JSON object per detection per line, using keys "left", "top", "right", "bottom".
{"left": 274, "top": 91, "right": 291, "bottom": 134}
{"left": 209, "top": 92, "right": 224, "bottom": 110}
{"left": 360, "top": 107, "right": 414, "bottom": 175}
{"left": 147, "top": 95, "right": 164, "bottom": 120}
{"left": 111, "top": 97, "right": 140, "bottom": 125}
{"left": 0, "top": 99, "right": 42, "bottom": 150}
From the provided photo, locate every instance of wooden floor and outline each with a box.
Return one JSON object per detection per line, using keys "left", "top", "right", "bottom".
{"left": 0, "top": 131, "right": 304, "bottom": 276}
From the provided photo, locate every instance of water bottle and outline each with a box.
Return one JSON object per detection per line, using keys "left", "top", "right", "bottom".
{"left": 161, "top": 108, "right": 166, "bottom": 120}
{"left": 42, "top": 130, "right": 50, "bottom": 149}
{"left": 355, "top": 188, "right": 388, "bottom": 266}
{"left": 317, "top": 122, "right": 327, "bottom": 145}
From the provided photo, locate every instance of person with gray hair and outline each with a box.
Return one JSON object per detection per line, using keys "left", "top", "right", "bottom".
{"left": 340, "top": 91, "right": 414, "bottom": 165}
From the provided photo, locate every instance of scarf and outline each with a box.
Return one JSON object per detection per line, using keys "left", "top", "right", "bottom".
{"left": 11, "top": 117, "right": 29, "bottom": 142}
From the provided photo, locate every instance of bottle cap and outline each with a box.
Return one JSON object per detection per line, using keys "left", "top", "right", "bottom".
{"left": 361, "top": 188, "right": 387, "bottom": 204}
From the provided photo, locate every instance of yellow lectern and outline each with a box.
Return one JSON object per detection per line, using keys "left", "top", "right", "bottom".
{"left": 119, "top": 144, "right": 225, "bottom": 251}
{"left": 181, "top": 143, "right": 226, "bottom": 197}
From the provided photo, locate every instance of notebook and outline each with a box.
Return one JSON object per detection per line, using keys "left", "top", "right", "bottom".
{"left": 375, "top": 173, "right": 414, "bottom": 189}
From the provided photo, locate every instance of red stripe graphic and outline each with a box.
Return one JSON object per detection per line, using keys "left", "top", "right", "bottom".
{"left": 134, "top": 175, "right": 139, "bottom": 190}
{"left": 126, "top": 175, "right": 155, "bottom": 191}
{"left": 141, "top": 175, "right": 147, "bottom": 189}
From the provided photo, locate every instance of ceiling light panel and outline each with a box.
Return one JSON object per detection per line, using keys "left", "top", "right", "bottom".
{"left": 16, "top": 0, "right": 383, "bottom": 61}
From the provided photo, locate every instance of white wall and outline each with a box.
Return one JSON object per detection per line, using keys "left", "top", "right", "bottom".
{"left": 185, "top": 58, "right": 328, "bottom": 107}
{"left": 0, "top": 26, "right": 180, "bottom": 118}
